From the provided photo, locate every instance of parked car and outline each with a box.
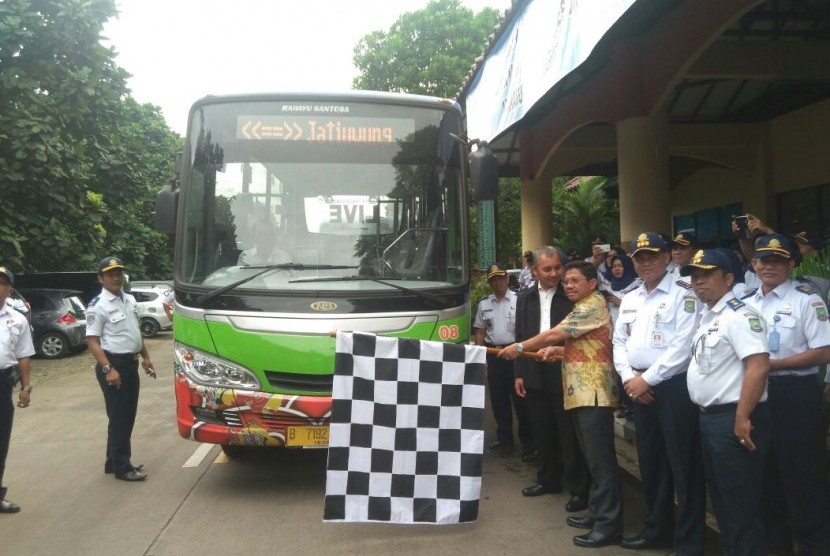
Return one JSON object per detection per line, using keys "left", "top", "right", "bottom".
{"left": 16, "top": 289, "right": 87, "bottom": 359}
{"left": 130, "top": 286, "right": 173, "bottom": 337}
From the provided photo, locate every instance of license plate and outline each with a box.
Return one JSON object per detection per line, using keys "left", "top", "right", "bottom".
{"left": 286, "top": 426, "right": 329, "bottom": 447}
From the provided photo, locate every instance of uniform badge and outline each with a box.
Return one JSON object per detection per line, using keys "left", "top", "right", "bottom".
{"left": 748, "top": 316, "right": 763, "bottom": 332}
{"left": 87, "top": 314, "right": 96, "bottom": 326}
{"left": 816, "top": 306, "right": 828, "bottom": 321}
{"left": 684, "top": 298, "right": 695, "bottom": 313}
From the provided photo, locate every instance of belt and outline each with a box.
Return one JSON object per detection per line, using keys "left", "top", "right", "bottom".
{"left": 104, "top": 351, "right": 139, "bottom": 360}
{"left": 698, "top": 403, "right": 738, "bottom": 414}
{"left": 632, "top": 368, "right": 647, "bottom": 373}
{"left": 768, "top": 373, "right": 817, "bottom": 382}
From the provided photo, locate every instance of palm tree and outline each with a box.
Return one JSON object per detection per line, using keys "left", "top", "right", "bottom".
{"left": 552, "top": 176, "right": 618, "bottom": 254}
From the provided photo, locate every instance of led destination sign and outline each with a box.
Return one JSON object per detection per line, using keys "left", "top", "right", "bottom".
{"left": 237, "top": 116, "right": 416, "bottom": 144}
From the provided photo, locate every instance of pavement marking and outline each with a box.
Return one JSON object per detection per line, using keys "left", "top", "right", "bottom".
{"left": 213, "top": 451, "right": 230, "bottom": 464}
{"left": 182, "top": 442, "right": 216, "bottom": 468}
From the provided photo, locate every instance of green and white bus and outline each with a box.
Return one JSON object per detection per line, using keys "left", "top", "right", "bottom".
{"left": 156, "top": 92, "right": 478, "bottom": 454}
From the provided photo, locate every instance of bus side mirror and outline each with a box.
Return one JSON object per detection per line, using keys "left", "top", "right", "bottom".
{"left": 155, "top": 178, "right": 178, "bottom": 233}
{"left": 469, "top": 142, "right": 498, "bottom": 201}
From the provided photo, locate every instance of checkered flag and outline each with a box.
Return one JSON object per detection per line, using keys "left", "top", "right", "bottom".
{"left": 324, "top": 332, "right": 487, "bottom": 524}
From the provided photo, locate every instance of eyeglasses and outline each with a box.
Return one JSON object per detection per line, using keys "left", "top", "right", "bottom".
{"left": 562, "top": 278, "right": 587, "bottom": 286}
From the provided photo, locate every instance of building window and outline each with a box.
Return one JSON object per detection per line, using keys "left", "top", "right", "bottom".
{"left": 777, "top": 183, "right": 830, "bottom": 247}
{"left": 673, "top": 202, "right": 743, "bottom": 247}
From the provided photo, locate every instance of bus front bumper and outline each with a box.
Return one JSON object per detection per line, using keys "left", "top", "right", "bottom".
{"left": 174, "top": 374, "right": 332, "bottom": 447}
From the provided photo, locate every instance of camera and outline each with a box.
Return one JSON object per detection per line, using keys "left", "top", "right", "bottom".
{"left": 733, "top": 215, "right": 751, "bottom": 239}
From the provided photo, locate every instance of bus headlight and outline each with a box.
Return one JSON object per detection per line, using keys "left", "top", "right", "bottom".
{"left": 174, "top": 342, "right": 261, "bottom": 390}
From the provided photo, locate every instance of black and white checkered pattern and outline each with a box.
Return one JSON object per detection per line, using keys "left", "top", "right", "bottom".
{"left": 323, "top": 332, "right": 487, "bottom": 524}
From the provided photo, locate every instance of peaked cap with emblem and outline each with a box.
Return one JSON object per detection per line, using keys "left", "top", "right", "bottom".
{"left": 680, "top": 249, "right": 732, "bottom": 276}
{"left": 97, "top": 256, "right": 127, "bottom": 274}
{"left": 487, "top": 263, "right": 507, "bottom": 280}
{"left": 753, "top": 233, "right": 795, "bottom": 259}
{"left": 630, "top": 232, "right": 668, "bottom": 256}
{"left": 670, "top": 230, "right": 697, "bottom": 247}
{"left": 0, "top": 265, "right": 13, "bottom": 285}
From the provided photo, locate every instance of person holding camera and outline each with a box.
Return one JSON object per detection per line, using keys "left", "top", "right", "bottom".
{"left": 0, "top": 266, "right": 35, "bottom": 513}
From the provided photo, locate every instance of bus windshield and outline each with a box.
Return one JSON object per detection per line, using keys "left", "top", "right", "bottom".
{"left": 178, "top": 97, "right": 467, "bottom": 293}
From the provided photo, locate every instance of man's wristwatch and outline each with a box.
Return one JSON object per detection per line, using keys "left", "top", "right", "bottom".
{"left": 516, "top": 343, "right": 524, "bottom": 353}
{"left": 22, "top": 385, "right": 32, "bottom": 394}
{"left": 101, "top": 364, "right": 112, "bottom": 374}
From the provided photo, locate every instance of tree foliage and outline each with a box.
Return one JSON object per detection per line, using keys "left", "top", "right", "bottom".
{"left": 0, "top": 0, "right": 181, "bottom": 278}
{"left": 552, "top": 177, "right": 620, "bottom": 254}
{"left": 352, "top": 0, "right": 500, "bottom": 98}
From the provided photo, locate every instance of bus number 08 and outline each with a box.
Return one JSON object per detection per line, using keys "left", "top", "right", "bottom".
{"left": 438, "top": 325, "right": 459, "bottom": 340}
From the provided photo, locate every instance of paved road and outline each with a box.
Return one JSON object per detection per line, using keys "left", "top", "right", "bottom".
{"left": 0, "top": 333, "right": 720, "bottom": 555}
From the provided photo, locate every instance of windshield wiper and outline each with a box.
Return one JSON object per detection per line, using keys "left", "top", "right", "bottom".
{"left": 288, "top": 275, "right": 445, "bottom": 306}
{"left": 197, "top": 263, "right": 358, "bottom": 304}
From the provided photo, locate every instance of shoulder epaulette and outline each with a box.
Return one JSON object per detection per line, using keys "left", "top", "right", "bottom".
{"left": 795, "top": 283, "right": 818, "bottom": 295}
{"left": 739, "top": 288, "right": 758, "bottom": 300}
{"left": 675, "top": 279, "right": 692, "bottom": 290}
{"left": 726, "top": 298, "right": 745, "bottom": 311}
{"left": 88, "top": 295, "right": 100, "bottom": 307}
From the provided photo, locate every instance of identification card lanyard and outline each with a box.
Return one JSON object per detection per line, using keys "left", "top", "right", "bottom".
{"left": 651, "top": 311, "right": 664, "bottom": 348}
{"left": 768, "top": 315, "right": 780, "bottom": 353}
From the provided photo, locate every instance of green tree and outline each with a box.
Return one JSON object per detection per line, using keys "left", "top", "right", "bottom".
{"left": 552, "top": 176, "right": 619, "bottom": 255}
{"left": 0, "top": 0, "right": 180, "bottom": 277}
{"left": 352, "top": 0, "right": 500, "bottom": 98}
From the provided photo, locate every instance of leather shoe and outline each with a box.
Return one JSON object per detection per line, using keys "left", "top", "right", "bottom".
{"left": 573, "top": 531, "right": 621, "bottom": 548}
{"left": 522, "top": 483, "right": 561, "bottom": 497}
{"left": 520, "top": 449, "right": 538, "bottom": 463}
{"left": 0, "top": 499, "right": 20, "bottom": 513}
{"left": 566, "top": 515, "right": 595, "bottom": 530}
{"left": 565, "top": 495, "right": 588, "bottom": 512}
{"left": 620, "top": 535, "right": 672, "bottom": 550}
{"left": 115, "top": 470, "right": 147, "bottom": 481}
{"left": 105, "top": 463, "right": 144, "bottom": 474}
{"left": 488, "top": 440, "right": 513, "bottom": 450}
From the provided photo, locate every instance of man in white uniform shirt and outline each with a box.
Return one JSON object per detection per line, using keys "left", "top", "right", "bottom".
{"left": 683, "top": 249, "right": 770, "bottom": 556}
{"left": 612, "top": 232, "right": 705, "bottom": 554}
{"left": 87, "top": 257, "right": 156, "bottom": 482}
{"left": 0, "top": 266, "right": 34, "bottom": 513}
{"left": 741, "top": 233, "right": 830, "bottom": 555}
{"left": 474, "top": 263, "right": 531, "bottom": 456}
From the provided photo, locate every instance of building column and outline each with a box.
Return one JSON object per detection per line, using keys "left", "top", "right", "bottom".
{"left": 520, "top": 177, "right": 552, "bottom": 250}
{"left": 617, "top": 111, "right": 671, "bottom": 242}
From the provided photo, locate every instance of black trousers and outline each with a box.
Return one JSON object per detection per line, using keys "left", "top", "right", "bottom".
{"left": 485, "top": 353, "right": 532, "bottom": 449}
{"left": 762, "top": 375, "right": 830, "bottom": 556}
{"left": 96, "top": 354, "right": 140, "bottom": 475}
{"left": 631, "top": 373, "right": 706, "bottom": 555}
{"left": 699, "top": 404, "right": 770, "bottom": 556}
{"left": 571, "top": 406, "right": 622, "bottom": 536}
{"left": 0, "top": 372, "right": 14, "bottom": 490}
{"left": 526, "top": 366, "right": 589, "bottom": 495}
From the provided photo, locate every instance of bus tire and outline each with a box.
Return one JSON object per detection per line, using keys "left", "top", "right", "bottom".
{"left": 221, "top": 444, "right": 248, "bottom": 458}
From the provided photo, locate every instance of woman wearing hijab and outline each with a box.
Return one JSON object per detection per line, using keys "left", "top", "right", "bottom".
{"left": 603, "top": 253, "right": 640, "bottom": 323}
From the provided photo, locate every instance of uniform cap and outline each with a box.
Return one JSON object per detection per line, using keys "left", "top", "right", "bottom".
{"left": 0, "top": 266, "right": 13, "bottom": 285}
{"left": 671, "top": 231, "right": 697, "bottom": 247}
{"left": 487, "top": 263, "right": 507, "bottom": 280}
{"left": 753, "top": 233, "right": 795, "bottom": 259}
{"left": 630, "top": 232, "right": 668, "bottom": 256}
{"left": 680, "top": 249, "right": 733, "bottom": 276}
{"left": 97, "top": 256, "right": 127, "bottom": 274}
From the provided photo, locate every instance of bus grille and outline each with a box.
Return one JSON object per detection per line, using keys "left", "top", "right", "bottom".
{"left": 263, "top": 370, "right": 332, "bottom": 394}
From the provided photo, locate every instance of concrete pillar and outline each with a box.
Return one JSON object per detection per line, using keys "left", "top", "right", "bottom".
{"left": 617, "top": 111, "right": 671, "bottom": 242}
{"left": 520, "top": 177, "right": 553, "bottom": 250}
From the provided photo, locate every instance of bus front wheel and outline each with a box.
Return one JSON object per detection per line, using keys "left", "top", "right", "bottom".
{"left": 220, "top": 444, "right": 248, "bottom": 458}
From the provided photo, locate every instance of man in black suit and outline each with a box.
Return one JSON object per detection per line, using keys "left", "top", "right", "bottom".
{"left": 514, "top": 246, "right": 589, "bottom": 511}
